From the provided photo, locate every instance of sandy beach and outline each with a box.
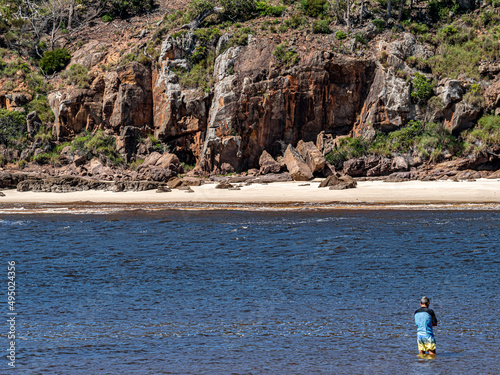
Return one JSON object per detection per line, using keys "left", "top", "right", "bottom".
{"left": 1, "top": 179, "right": 499, "bottom": 209}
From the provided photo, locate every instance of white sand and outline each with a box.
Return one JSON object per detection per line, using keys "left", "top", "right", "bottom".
{"left": 0, "top": 179, "right": 499, "bottom": 206}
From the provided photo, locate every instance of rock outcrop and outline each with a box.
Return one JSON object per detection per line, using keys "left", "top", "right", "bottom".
{"left": 153, "top": 32, "right": 210, "bottom": 163}
{"left": 353, "top": 67, "right": 411, "bottom": 140}
{"left": 48, "top": 62, "right": 153, "bottom": 139}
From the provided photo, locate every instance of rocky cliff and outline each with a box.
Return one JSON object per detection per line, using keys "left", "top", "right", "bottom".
{"left": 1, "top": 0, "right": 500, "bottom": 183}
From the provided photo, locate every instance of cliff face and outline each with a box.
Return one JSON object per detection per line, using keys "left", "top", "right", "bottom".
{"left": 46, "top": 32, "right": 377, "bottom": 173}
{"left": 199, "top": 39, "right": 376, "bottom": 173}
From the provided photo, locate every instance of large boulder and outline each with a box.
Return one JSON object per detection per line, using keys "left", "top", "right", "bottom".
{"left": 319, "top": 174, "right": 357, "bottom": 189}
{"left": 436, "top": 79, "right": 465, "bottom": 108}
{"left": 259, "top": 150, "right": 281, "bottom": 174}
{"left": 444, "top": 101, "right": 481, "bottom": 135}
{"left": 283, "top": 145, "right": 313, "bottom": 181}
{"left": 156, "top": 152, "right": 182, "bottom": 174}
{"left": 316, "top": 131, "right": 335, "bottom": 156}
{"left": 139, "top": 152, "right": 162, "bottom": 170}
{"left": 26, "top": 111, "right": 42, "bottom": 138}
{"left": 484, "top": 77, "right": 500, "bottom": 115}
{"left": 296, "top": 140, "right": 326, "bottom": 174}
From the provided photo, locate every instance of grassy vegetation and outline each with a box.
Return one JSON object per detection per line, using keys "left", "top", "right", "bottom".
{"left": 464, "top": 115, "right": 500, "bottom": 154}
{"left": 411, "top": 73, "right": 434, "bottom": 103}
{"left": 325, "top": 121, "right": 465, "bottom": 168}
{"left": 61, "top": 64, "right": 92, "bottom": 88}
{"left": 428, "top": 21, "right": 500, "bottom": 80}
{"left": 178, "top": 50, "right": 216, "bottom": 91}
{"left": 274, "top": 43, "right": 299, "bottom": 68}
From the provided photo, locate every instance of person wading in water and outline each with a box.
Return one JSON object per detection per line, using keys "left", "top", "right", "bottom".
{"left": 414, "top": 296, "right": 438, "bottom": 355}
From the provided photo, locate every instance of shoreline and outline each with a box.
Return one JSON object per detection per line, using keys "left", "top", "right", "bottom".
{"left": 1, "top": 179, "right": 500, "bottom": 212}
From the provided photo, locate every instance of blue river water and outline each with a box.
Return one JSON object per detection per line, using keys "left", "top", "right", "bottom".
{"left": 1, "top": 208, "right": 499, "bottom": 374}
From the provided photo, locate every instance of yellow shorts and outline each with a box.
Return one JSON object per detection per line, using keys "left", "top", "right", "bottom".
{"left": 417, "top": 334, "right": 436, "bottom": 352}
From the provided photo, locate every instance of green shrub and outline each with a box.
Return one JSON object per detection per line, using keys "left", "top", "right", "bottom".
{"left": 179, "top": 50, "right": 216, "bottom": 91}
{"left": 463, "top": 91, "right": 485, "bottom": 108}
{"left": 404, "top": 22, "right": 429, "bottom": 35}
{"left": 256, "top": 1, "right": 286, "bottom": 16}
{"left": 39, "top": 48, "right": 71, "bottom": 75}
{"left": 372, "top": 19, "right": 385, "bottom": 31}
{"left": 26, "top": 72, "right": 54, "bottom": 95}
{"left": 411, "top": 73, "right": 433, "bottom": 103}
{"left": 368, "top": 121, "right": 462, "bottom": 159}
{"left": 428, "top": 34, "right": 500, "bottom": 80}
{"left": 34, "top": 126, "right": 54, "bottom": 144}
{"left": 313, "top": 19, "right": 331, "bottom": 34}
{"left": 226, "top": 27, "right": 254, "bottom": 48}
{"left": 220, "top": 0, "right": 257, "bottom": 19}
{"left": 2, "top": 59, "right": 31, "bottom": 77}
{"left": 109, "top": 0, "right": 156, "bottom": 17}
{"left": 274, "top": 43, "right": 299, "bottom": 68}
{"left": 188, "top": 0, "right": 216, "bottom": 20}
{"left": 336, "top": 30, "right": 347, "bottom": 40}
{"left": 301, "top": 0, "right": 327, "bottom": 17}
{"left": 464, "top": 115, "right": 500, "bottom": 153}
{"left": 285, "top": 13, "right": 307, "bottom": 29}
{"left": 102, "top": 14, "right": 114, "bottom": 22}
{"left": 0, "top": 109, "right": 26, "bottom": 147}
{"left": 33, "top": 152, "right": 59, "bottom": 165}
{"left": 405, "top": 56, "right": 430, "bottom": 72}
{"left": 278, "top": 24, "right": 289, "bottom": 33}
{"left": 354, "top": 33, "right": 367, "bottom": 45}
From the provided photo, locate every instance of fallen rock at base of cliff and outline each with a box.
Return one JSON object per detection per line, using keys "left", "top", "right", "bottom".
{"left": 156, "top": 186, "right": 172, "bottom": 193}
{"left": 320, "top": 174, "right": 357, "bottom": 189}
{"left": 454, "top": 170, "right": 483, "bottom": 180}
{"left": 384, "top": 171, "right": 418, "bottom": 182}
{"left": 283, "top": 145, "right": 313, "bottom": 181}
{"left": 181, "top": 177, "right": 202, "bottom": 186}
{"left": 215, "top": 182, "right": 234, "bottom": 189}
{"left": 296, "top": 141, "right": 326, "bottom": 174}
{"left": 487, "top": 170, "right": 500, "bottom": 179}
{"left": 344, "top": 155, "right": 412, "bottom": 177}
{"left": 167, "top": 177, "right": 182, "bottom": 189}
{"left": 247, "top": 173, "right": 293, "bottom": 184}
{"left": 259, "top": 150, "right": 282, "bottom": 175}
{"left": 16, "top": 176, "right": 168, "bottom": 193}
